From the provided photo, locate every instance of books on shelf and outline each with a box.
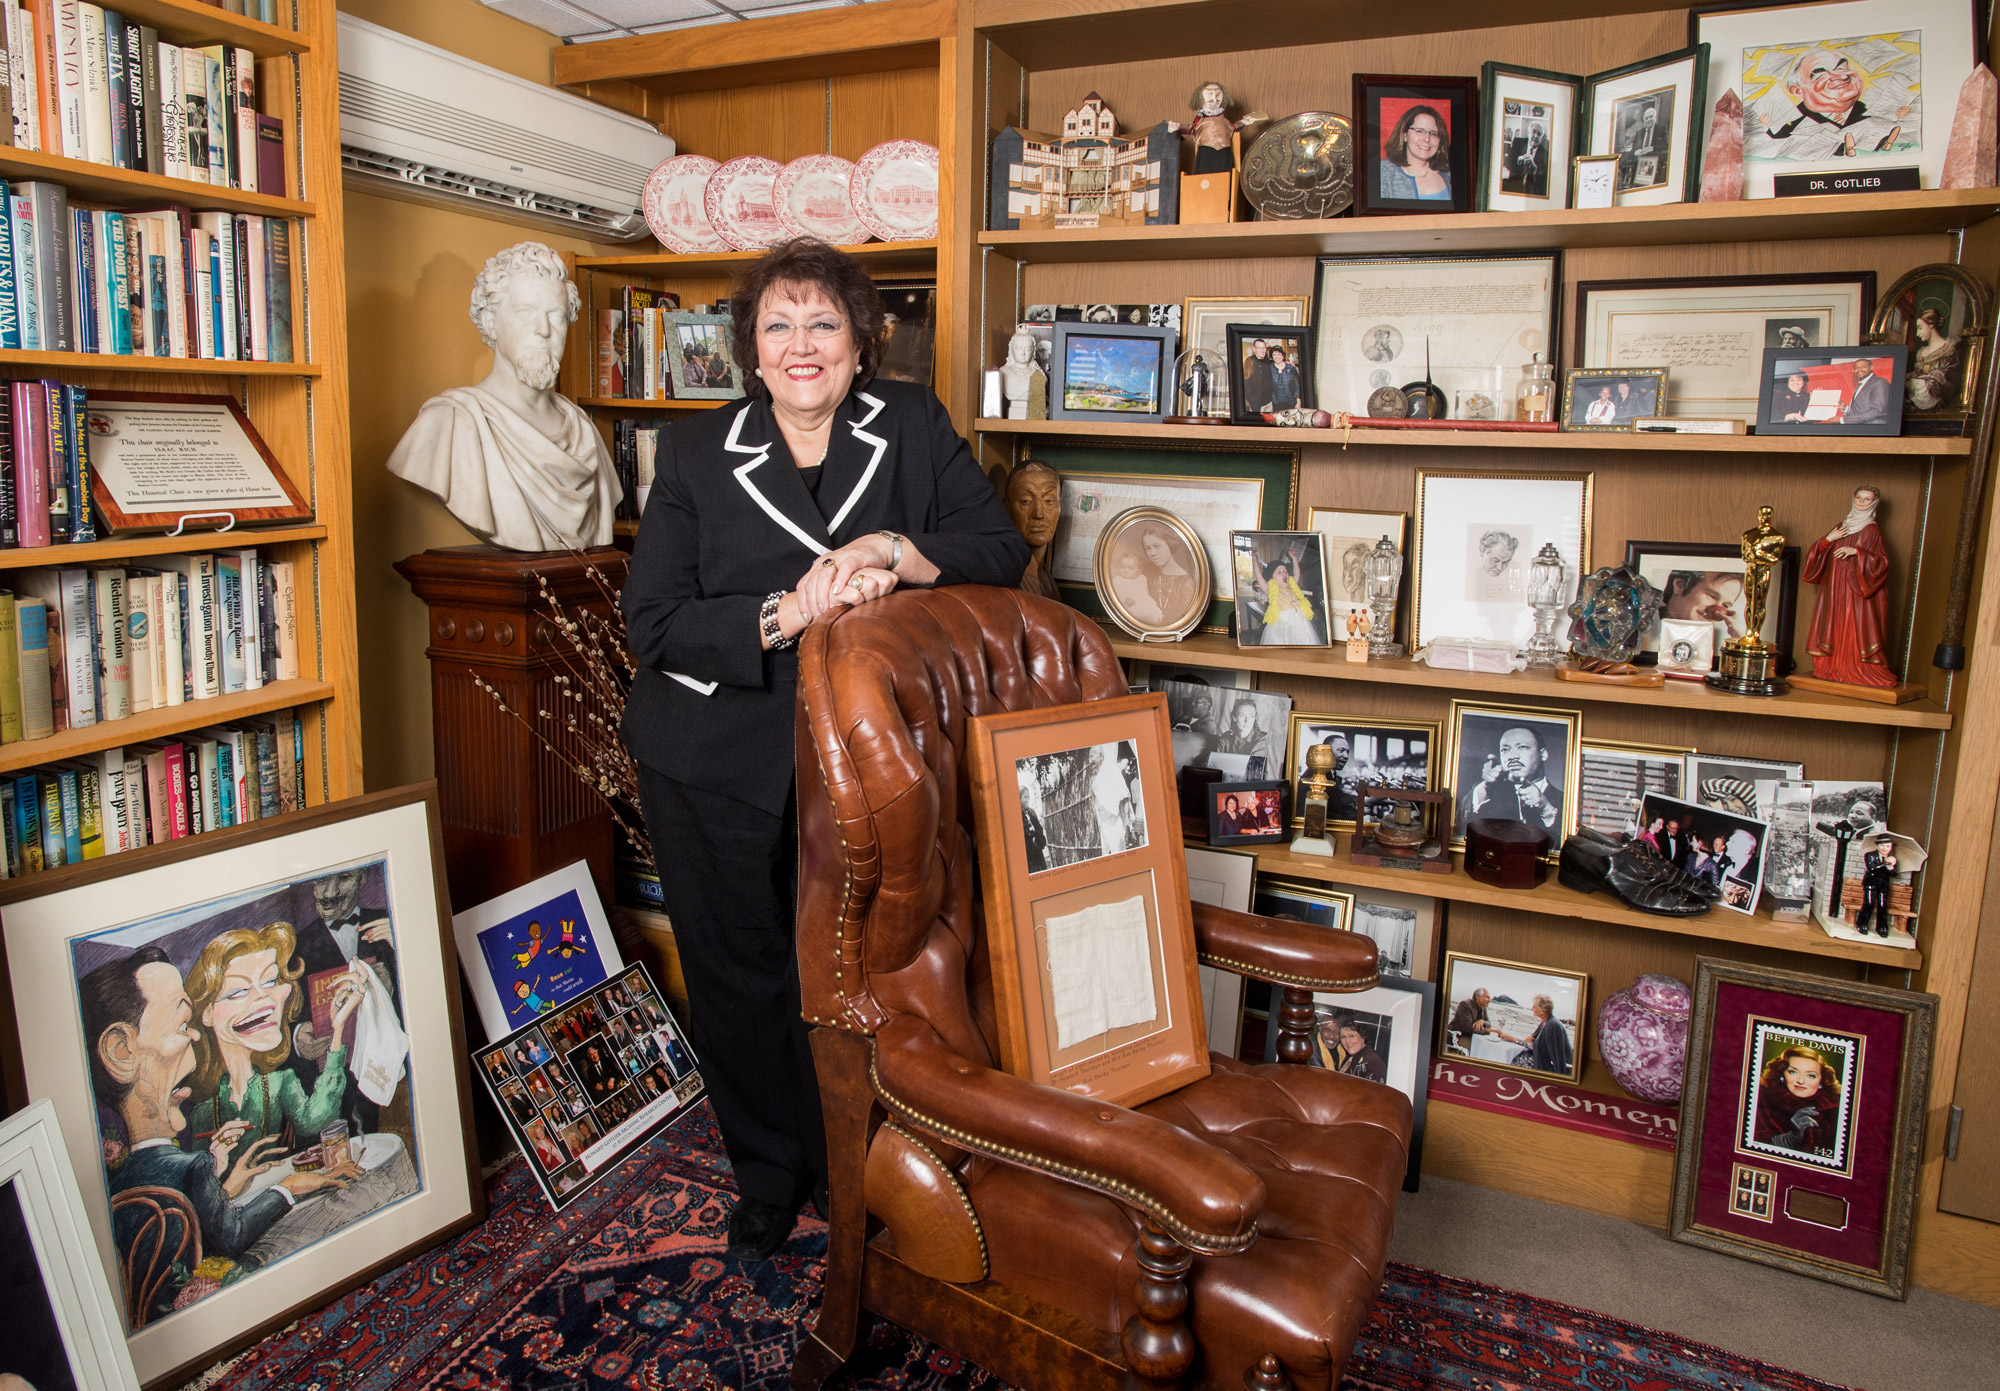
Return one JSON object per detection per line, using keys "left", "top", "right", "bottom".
{"left": 0, "top": 702, "right": 309, "bottom": 877}
{"left": 0, "top": 543, "right": 299, "bottom": 744}
{"left": 0, "top": 179, "right": 294, "bottom": 360}
{"left": 610, "top": 418, "right": 658, "bottom": 521}
{"left": 2, "top": 3, "right": 282, "bottom": 194}
{"left": 614, "top": 286, "right": 682, "bottom": 402}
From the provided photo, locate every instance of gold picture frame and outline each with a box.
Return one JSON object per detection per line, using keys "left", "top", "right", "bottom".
{"left": 1182, "top": 294, "right": 1310, "bottom": 417}
{"left": 1283, "top": 712, "right": 1439, "bottom": 833}
{"left": 1093, "top": 505, "right": 1212, "bottom": 642}
{"left": 1438, "top": 950, "right": 1590, "bottom": 1085}
{"left": 1444, "top": 699, "right": 1583, "bottom": 855}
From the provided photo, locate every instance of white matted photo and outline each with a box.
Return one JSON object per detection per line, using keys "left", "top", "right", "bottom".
{"left": 1018, "top": 741, "right": 1149, "bottom": 874}
{"left": 1481, "top": 63, "right": 1581, "bottom": 211}
{"left": 1439, "top": 952, "right": 1588, "bottom": 1084}
{"left": 1581, "top": 46, "right": 1707, "bottom": 206}
{"left": 1183, "top": 295, "right": 1308, "bottom": 416}
{"left": 451, "top": 860, "right": 625, "bottom": 1043}
{"left": 1307, "top": 506, "right": 1407, "bottom": 632}
{"left": 1412, "top": 471, "right": 1592, "bottom": 650}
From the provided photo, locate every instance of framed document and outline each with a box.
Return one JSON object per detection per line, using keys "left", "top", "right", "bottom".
{"left": 84, "top": 392, "right": 312, "bottom": 533}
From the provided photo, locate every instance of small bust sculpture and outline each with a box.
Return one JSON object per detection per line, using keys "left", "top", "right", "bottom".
{"left": 387, "top": 241, "right": 621, "bottom": 552}
{"left": 1006, "top": 459, "right": 1060, "bottom": 598}
{"left": 1001, "top": 330, "right": 1046, "bottom": 421}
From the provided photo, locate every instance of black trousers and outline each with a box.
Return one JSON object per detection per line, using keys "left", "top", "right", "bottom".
{"left": 636, "top": 765, "right": 827, "bottom": 1207}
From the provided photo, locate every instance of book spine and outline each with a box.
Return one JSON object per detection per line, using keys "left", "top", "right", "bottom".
{"left": 130, "top": 21, "right": 149, "bottom": 173}
{"left": 92, "top": 568, "right": 127, "bottom": 719}
{"left": 161, "top": 566, "right": 183, "bottom": 703}
{"left": 76, "top": 763, "right": 100, "bottom": 857}
{"left": 290, "top": 710, "right": 302, "bottom": 807}
{"left": 0, "top": 177, "right": 16, "bottom": 352}
{"left": 90, "top": 749, "right": 121, "bottom": 851}
{"left": 101, "top": 210, "right": 128, "bottom": 354}
{"left": 231, "top": 548, "right": 258, "bottom": 687}
{"left": 55, "top": 566, "right": 89, "bottom": 724}
{"left": 254, "top": 725, "right": 276, "bottom": 816}
{"left": 0, "top": 385, "right": 14, "bottom": 548}
{"left": 63, "top": 382, "right": 90, "bottom": 542}
{"left": 122, "top": 215, "right": 142, "bottom": 352}
{"left": 272, "top": 558, "right": 295, "bottom": 679}
{"left": 230, "top": 214, "right": 247, "bottom": 358}
{"left": 273, "top": 705, "right": 295, "bottom": 812}
{"left": 54, "top": 0, "right": 81, "bottom": 160}
{"left": 76, "top": 3, "right": 105, "bottom": 164}
{"left": 33, "top": 0, "right": 58, "bottom": 162}
{"left": 179, "top": 45, "right": 202, "bottom": 182}
{"left": 0, "top": 0, "right": 13, "bottom": 149}
{"left": 215, "top": 553, "right": 242, "bottom": 691}
{"left": 243, "top": 214, "right": 263, "bottom": 359}
{"left": 0, "top": 592, "right": 18, "bottom": 742}
{"left": 200, "top": 49, "right": 221, "bottom": 186}
{"left": 120, "top": 749, "right": 140, "bottom": 844}
{"left": 39, "top": 773, "right": 62, "bottom": 865}
{"left": 26, "top": 181, "right": 67, "bottom": 350}
{"left": 141, "top": 748, "right": 166, "bottom": 840}
{"left": 11, "top": 380, "right": 43, "bottom": 547}
{"left": 56, "top": 765, "right": 77, "bottom": 861}
{"left": 231, "top": 45, "right": 251, "bottom": 190}
{"left": 255, "top": 112, "right": 281, "bottom": 198}
{"left": 124, "top": 568, "right": 149, "bottom": 711}
{"left": 193, "top": 554, "right": 216, "bottom": 698}
{"left": 183, "top": 740, "right": 203, "bottom": 835}
{"left": 101, "top": 8, "right": 127, "bottom": 168}
{"left": 199, "top": 737, "right": 221, "bottom": 827}
{"left": 0, "top": 783, "right": 14, "bottom": 875}
{"left": 163, "top": 739, "right": 187, "bottom": 836}
{"left": 156, "top": 40, "right": 181, "bottom": 179}
{"left": 68, "top": 205, "right": 93, "bottom": 355}
{"left": 5, "top": 3, "right": 30, "bottom": 151}
{"left": 263, "top": 215, "right": 289, "bottom": 361}
{"left": 41, "top": 379, "right": 65, "bottom": 541}
{"left": 255, "top": 555, "right": 274, "bottom": 682}
{"left": 12, "top": 772, "right": 38, "bottom": 870}
{"left": 14, "top": 598, "right": 51, "bottom": 740}
{"left": 6, "top": 188, "right": 30, "bottom": 350}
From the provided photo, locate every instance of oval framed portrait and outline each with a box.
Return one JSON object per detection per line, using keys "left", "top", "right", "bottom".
{"left": 1867, "top": 262, "right": 1991, "bottom": 429}
{"left": 1093, "top": 506, "right": 1211, "bottom": 642}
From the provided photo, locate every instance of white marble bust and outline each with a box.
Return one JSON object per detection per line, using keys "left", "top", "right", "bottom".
{"left": 387, "top": 241, "right": 621, "bottom": 552}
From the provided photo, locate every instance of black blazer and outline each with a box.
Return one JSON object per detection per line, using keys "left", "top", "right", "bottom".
{"left": 621, "top": 380, "right": 1030, "bottom": 814}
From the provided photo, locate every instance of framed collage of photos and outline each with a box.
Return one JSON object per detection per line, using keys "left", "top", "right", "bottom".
{"left": 966, "top": 694, "right": 1208, "bottom": 1107}
{"left": 1672, "top": 959, "right": 1936, "bottom": 1297}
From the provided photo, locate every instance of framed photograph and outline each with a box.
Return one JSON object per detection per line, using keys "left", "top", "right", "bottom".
{"left": 1578, "top": 737, "right": 1691, "bottom": 836}
{"left": 1349, "top": 883, "right": 1438, "bottom": 981}
{"left": 1307, "top": 506, "right": 1407, "bottom": 636}
{"left": 1572, "top": 152, "right": 1621, "bottom": 207}
{"left": 1640, "top": 792, "right": 1771, "bottom": 915}
{"left": 1165, "top": 681, "right": 1290, "bottom": 782}
{"left": 1208, "top": 781, "right": 1288, "bottom": 846}
{"left": 1693, "top": 0, "right": 1979, "bottom": 200}
{"left": 1761, "top": 778, "right": 1817, "bottom": 913}
{"left": 1869, "top": 262, "right": 1991, "bottom": 431}
{"left": 1312, "top": 252, "right": 1560, "bottom": 417}
{"left": 1136, "top": 662, "right": 1255, "bottom": 693}
{"left": 1439, "top": 951, "right": 1589, "bottom": 1084}
{"left": 1757, "top": 346, "right": 1908, "bottom": 436}
{"left": 0, "top": 1098, "right": 141, "bottom": 1390}
{"left": 1682, "top": 754, "right": 1806, "bottom": 819}
{"left": 1580, "top": 45, "right": 1709, "bottom": 205}
{"left": 663, "top": 311, "right": 743, "bottom": 399}
{"left": 1671, "top": 957, "right": 1936, "bottom": 1296}
{"left": 1230, "top": 530, "right": 1332, "bottom": 649}
{"left": 1038, "top": 441, "right": 1299, "bottom": 635}
{"left": 1446, "top": 701, "right": 1581, "bottom": 853}
{"left": 875, "top": 280, "right": 938, "bottom": 386}
{"left": 1479, "top": 63, "right": 1580, "bottom": 211}
{"left": 474, "top": 963, "right": 702, "bottom": 1211}
{"left": 1051, "top": 321, "right": 1177, "bottom": 424}
{"left": 1625, "top": 538, "right": 1801, "bottom": 669}
{"left": 84, "top": 393, "right": 315, "bottom": 535}
{"left": 1183, "top": 295, "right": 1309, "bottom": 417}
{"left": 1576, "top": 273, "right": 1875, "bottom": 422}
{"left": 1253, "top": 877, "right": 1356, "bottom": 932}
{"left": 1308, "top": 977, "right": 1436, "bottom": 1189}
{"left": 0, "top": 786, "right": 481, "bottom": 1387}
{"left": 1412, "top": 470, "right": 1593, "bottom": 651}
{"left": 966, "top": 694, "right": 1206, "bottom": 1107}
{"left": 1184, "top": 844, "right": 1254, "bottom": 1058}
{"left": 1561, "top": 367, "right": 1667, "bottom": 431}
{"left": 1285, "top": 713, "right": 1438, "bottom": 832}
{"left": 450, "top": 859, "right": 625, "bottom": 1043}
{"left": 1094, "top": 506, "right": 1212, "bottom": 641}
{"left": 1225, "top": 323, "right": 1315, "bottom": 423}
{"left": 1352, "top": 73, "right": 1477, "bottom": 215}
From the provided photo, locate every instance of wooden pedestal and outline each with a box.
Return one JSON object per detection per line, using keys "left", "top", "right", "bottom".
{"left": 394, "top": 545, "right": 625, "bottom": 911}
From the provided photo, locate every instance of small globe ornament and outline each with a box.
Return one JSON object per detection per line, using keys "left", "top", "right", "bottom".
{"left": 1565, "top": 565, "right": 1664, "bottom": 665}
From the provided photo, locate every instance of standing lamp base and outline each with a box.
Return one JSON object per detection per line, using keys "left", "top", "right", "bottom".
{"left": 1706, "top": 644, "right": 1788, "bottom": 697}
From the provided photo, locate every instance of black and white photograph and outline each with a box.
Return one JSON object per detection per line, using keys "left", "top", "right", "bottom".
{"left": 1626, "top": 539, "right": 1800, "bottom": 668}
{"left": 1757, "top": 347, "right": 1908, "bottom": 436}
{"left": 1136, "top": 662, "right": 1255, "bottom": 694}
{"left": 1352, "top": 888, "right": 1435, "bottom": 979}
{"left": 1208, "top": 783, "right": 1287, "bottom": 845}
{"left": 1439, "top": 952, "right": 1588, "bottom": 1084}
{"left": 1017, "top": 740, "right": 1149, "bottom": 873}
{"left": 1230, "top": 530, "right": 1332, "bottom": 648}
{"left": 1761, "top": 779, "right": 1817, "bottom": 914}
{"left": 1611, "top": 86, "right": 1673, "bottom": 190}
{"left": 1499, "top": 99, "right": 1555, "bottom": 198}
{"left": 1285, "top": 713, "right": 1436, "bottom": 831}
{"left": 1094, "top": 507, "right": 1211, "bottom": 640}
{"left": 1479, "top": 64, "right": 1581, "bottom": 212}
{"left": 1806, "top": 780, "right": 1888, "bottom": 919}
{"left": 1307, "top": 506, "right": 1406, "bottom": 633}
{"left": 1163, "top": 680, "right": 1291, "bottom": 781}
{"left": 1252, "top": 878, "right": 1354, "bottom": 931}
{"left": 1638, "top": 793, "right": 1771, "bottom": 916}
{"left": 1682, "top": 754, "right": 1808, "bottom": 820}
{"left": 1225, "top": 324, "right": 1314, "bottom": 423}
{"left": 1313, "top": 1005, "right": 1395, "bottom": 1081}
{"left": 1561, "top": 367, "right": 1665, "bottom": 431}
{"left": 1576, "top": 738, "right": 1687, "bottom": 837}
{"left": 1447, "top": 701, "right": 1580, "bottom": 848}
{"left": 1581, "top": 45, "right": 1706, "bottom": 207}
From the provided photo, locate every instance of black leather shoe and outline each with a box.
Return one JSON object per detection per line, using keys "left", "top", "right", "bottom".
{"left": 1571, "top": 828, "right": 1721, "bottom": 900}
{"left": 726, "top": 1197, "right": 798, "bottom": 1262}
{"left": 1559, "top": 832, "right": 1711, "bottom": 916}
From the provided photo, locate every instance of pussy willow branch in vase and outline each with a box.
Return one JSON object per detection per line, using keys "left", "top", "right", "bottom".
{"left": 471, "top": 550, "right": 654, "bottom": 873}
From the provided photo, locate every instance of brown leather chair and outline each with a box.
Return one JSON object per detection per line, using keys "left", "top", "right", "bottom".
{"left": 792, "top": 587, "right": 1411, "bottom": 1391}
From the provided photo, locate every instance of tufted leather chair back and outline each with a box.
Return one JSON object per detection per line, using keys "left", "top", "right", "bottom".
{"left": 795, "top": 586, "right": 1126, "bottom": 1067}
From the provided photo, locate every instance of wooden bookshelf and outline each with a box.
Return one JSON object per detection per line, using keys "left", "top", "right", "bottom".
{"left": 0, "top": 144, "right": 314, "bottom": 219}
{"left": 578, "top": 239, "right": 939, "bottom": 278}
{"left": 0, "top": 350, "right": 320, "bottom": 377}
{"left": 97, "top": 0, "right": 310, "bottom": 58}
{"left": 0, "top": 680, "right": 337, "bottom": 775}
{"left": 577, "top": 397, "right": 729, "bottom": 412}
{"left": 0, "top": 524, "right": 328, "bottom": 571}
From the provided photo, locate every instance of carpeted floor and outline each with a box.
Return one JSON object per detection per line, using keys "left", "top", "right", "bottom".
{"left": 193, "top": 1105, "right": 1857, "bottom": 1391}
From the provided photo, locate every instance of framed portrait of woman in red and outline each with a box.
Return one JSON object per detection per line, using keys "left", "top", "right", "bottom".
{"left": 1670, "top": 958, "right": 1936, "bottom": 1297}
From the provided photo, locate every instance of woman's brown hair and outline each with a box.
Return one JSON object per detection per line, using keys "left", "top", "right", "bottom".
{"left": 731, "top": 238, "right": 888, "bottom": 398}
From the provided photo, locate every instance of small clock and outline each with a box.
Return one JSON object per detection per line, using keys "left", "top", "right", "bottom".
{"left": 1573, "top": 154, "right": 1620, "bottom": 209}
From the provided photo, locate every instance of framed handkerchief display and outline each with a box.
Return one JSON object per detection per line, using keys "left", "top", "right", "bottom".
{"left": 966, "top": 693, "right": 1208, "bottom": 1107}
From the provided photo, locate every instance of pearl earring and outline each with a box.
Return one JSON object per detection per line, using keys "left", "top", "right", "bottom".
{"left": 754, "top": 368, "right": 763, "bottom": 377}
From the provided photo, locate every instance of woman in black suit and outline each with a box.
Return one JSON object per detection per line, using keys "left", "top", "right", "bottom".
{"left": 622, "top": 239, "right": 1029, "bottom": 1261}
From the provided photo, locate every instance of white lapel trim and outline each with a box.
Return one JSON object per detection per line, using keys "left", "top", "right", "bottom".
{"left": 826, "top": 391, "right": 888, "bottom": 534}
{"left": 665, "top": 670, "right": 719, "bottom": 696}
{"left": 726, "top": 402, "right": 829, "bottom": 558}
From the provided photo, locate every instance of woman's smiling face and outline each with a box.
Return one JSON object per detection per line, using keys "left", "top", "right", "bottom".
{"left": 1784, "top": 1055, "right": 1823, "bottom": 1098}
{"left": 204, "top": 947, "right": 291, "bottom": 1054}
{"left": 1406, "top": 113, "right": 1443, "bottom": 162}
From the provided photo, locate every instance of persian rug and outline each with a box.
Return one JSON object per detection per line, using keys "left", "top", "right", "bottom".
{"left": 197, "top": 1104, "right": 1854, "bottom": 1391}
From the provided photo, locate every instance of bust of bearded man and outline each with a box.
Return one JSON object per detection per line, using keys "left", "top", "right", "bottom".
{"left": 387, "top": 241, "right": 621, "bottom": 552}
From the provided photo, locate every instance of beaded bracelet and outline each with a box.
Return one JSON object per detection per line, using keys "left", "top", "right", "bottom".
{"left": 760, "top": 591, "right": 797, "bottom": 651}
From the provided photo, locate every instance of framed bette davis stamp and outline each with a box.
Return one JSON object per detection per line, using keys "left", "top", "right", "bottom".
{"left": 966, "top": 694, "right": 1207, "bottom": 1108}
{"left": 1671, "top": 957, "right": 1937, "bottom": 1296}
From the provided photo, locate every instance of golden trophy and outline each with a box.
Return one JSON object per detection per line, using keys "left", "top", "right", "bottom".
{"left": 1290, "top": 741, "right": 1337, "bottom": 857}
{"left": 1707, "top": 504, "right": 1789, "bottom": 696}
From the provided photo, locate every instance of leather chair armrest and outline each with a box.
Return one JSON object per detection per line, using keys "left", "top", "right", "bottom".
{"left": 869, "top": 1015, "right": 1265, "bottom": 1255}
{"left": 1192, "top": 902, "right": 1380, "bottom": 993}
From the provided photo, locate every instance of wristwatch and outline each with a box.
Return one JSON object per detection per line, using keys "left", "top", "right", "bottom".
{"left": 876, "top": 530, "right": 905, "bottom": 573}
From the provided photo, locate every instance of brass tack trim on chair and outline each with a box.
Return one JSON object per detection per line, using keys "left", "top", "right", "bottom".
{"left": 1197, "top": 953, "right": 1379, "bottom": 992}
{"left": 868, "top": 1056, "right": 1259, "bottom": 1257}
{"left": 883, "top": 1121, "right": 990, "bottom": 1278}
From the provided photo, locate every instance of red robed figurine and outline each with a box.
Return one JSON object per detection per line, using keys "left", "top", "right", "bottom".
{"left": 1802, "top": 484, "right": 1897, "bottom": 687}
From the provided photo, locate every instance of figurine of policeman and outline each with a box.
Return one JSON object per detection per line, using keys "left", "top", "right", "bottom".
{"left": 1857, "top": 835, "right": 1899, "bottom": 937}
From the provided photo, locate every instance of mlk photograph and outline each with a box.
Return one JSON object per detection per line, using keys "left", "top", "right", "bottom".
{"left": 1017, "top": 740, "right": 1149, "bottom": 873}
{"left": 1164, "top": 680, "right": 1290, "bottom": 781}
{"left": 1639, "top": 792, "right": 1771, "bottom": 915}
{"left": 1439, "top": 952, "right": 1587, "bottom": 1084}
{"left": 1286, "top": 714, "right": 1435, "bottom": 830}
{"left": 1231, "top": 530, "right": 1332, "bottom": 648}
{"left": 1448, "top": 702, "right": 1579, "bottom": 845}
{"left": 1737, "top": 1018, "right": 1862, "bottom": 1176}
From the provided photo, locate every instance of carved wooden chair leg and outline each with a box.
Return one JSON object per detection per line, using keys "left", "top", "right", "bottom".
{"left": 791, "top": 1028, "right": 878, "bottom": 1391}
{"left": 1275, "top": 985, "right": 1316, "bottom": 1065}
{"left": 1121, "top": 1221, "right": 1195, "bottom": 1391}
{"left": 1244, "top": 1352, "right": 1293, "bottom": 1389}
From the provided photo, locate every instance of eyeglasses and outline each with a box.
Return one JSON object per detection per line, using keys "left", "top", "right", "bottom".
{"left": 758, "top": 318, "right": 848, "bottom": 342}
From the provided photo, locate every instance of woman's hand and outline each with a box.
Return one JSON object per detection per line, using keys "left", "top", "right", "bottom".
{"left": 831, "top": 567, "right": 899, "bottom": 609}
{"left": 329, "top": 963, "right": 370, "bottom": 1039}
{"left": 222, "top": 1134, "right": 287, "bottom": 1197}
{"left": 209, "top": 1119, "right": 253, "bottom": 1177}
{"left": 795, "top": 536, "right": 896, "bottom": 619}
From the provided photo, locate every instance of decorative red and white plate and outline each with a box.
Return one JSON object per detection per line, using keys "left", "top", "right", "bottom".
{"left": 850, "top": 140, "right": 939, "bottom": 242}
{"left": 642, "top": 154, "right": 728, "bottom": 255}
{"left": 774, "top": 154, "right": 870, "bottom": 245}
{"left": 704, "top": 156, "right": 787, "bottom": 252}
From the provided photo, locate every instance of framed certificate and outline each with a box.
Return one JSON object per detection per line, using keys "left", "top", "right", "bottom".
{"left": 84, "top": 392, "right": 313, "bottom": 533}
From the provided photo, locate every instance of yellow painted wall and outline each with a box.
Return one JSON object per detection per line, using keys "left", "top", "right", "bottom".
{"left": 338, "top": 0, "right": 621, "bottom": 788}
